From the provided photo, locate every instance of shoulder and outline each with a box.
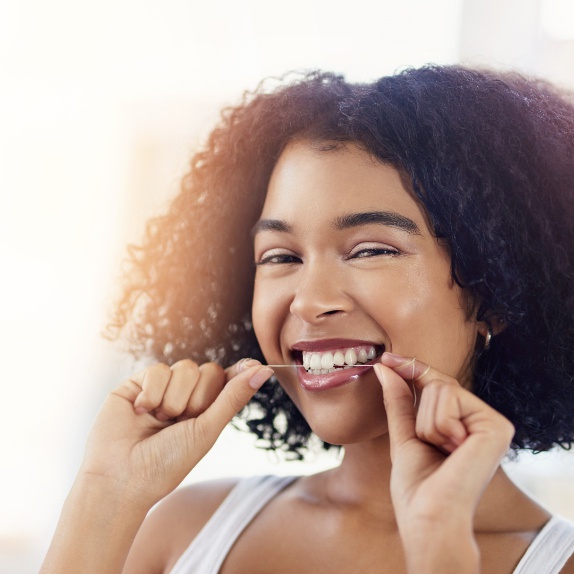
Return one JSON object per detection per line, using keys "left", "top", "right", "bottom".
{"left": 123, "top": 477, "right": 241, "bottom": 574}
{"left": 562, "top": 552, "right": 574, "bottom": 574}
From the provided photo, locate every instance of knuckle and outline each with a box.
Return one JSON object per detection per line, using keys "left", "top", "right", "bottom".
{"left": 159, "top": 399, "right": 183, "bottom": 417}
{"left": 415, "top": 424, "right": 427, "bottom": 441}
{"left": 136, "top": 392, "right": 156, "bottom": 409}
{"left": 151, "top": 362, "right": 172, "bottom": 376}
{"left": 146, "top": 363, "right": 172, "bottom": 386}
{"left": 443, "top": 374, "right": 459, "bottom": 385}
{"left": 435, "top": 418, "right": 455, "bottom": 438}
{"left": 123, "top": 380, "right": 142, "bottom": 395}
{"left": 424, "top": 378, "right": 447, "bottom": 393}
{"left": 172, "top": 359, "right": 199, "bottom": 375}
{"left": 199, "top": 362, "right": 225, "bottom": 380}
{"left": 186, "top": 394, "right": 207, "bottom": 418}
{"left": 416, "top": 426, "right": 431, "bottom": 442}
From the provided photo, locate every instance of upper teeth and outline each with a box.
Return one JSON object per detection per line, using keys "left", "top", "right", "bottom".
{"left": 302, "top": 345, "right": 377, "bottom": 373}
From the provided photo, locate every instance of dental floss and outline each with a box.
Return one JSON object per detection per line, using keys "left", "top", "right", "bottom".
{"left": 265, "top": 364, "right": 374, "bottom": 368}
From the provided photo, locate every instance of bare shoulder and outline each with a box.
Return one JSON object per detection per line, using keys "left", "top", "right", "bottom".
{"left": 123, "top": 477, "right": 240, "bottom": 574}
{"left": 561, "top": 552, "right": 574, "bottom": 574}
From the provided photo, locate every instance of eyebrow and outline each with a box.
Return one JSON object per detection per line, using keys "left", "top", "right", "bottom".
{"left": 333, "top": 211, "right": 421, "bottom": 234}
{"left": 251, "top": 210, "right": 421, "bottom": 237}
{"left": 251, "top": 219, "right": 294, "bottom": 237}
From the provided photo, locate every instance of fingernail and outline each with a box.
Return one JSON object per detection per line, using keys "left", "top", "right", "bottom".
{"left": 239, "top": 358, "right": 261, "bottom": 372}
{"left": 373, "top": 363, "right": 385, "bottom": 383}
{"left": 134, "top": 406, "right": 148, "bottom": 415}
{"left": 249, "top": 367, "right": 273, "bottom": 390}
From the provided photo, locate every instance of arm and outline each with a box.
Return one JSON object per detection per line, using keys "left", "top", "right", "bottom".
{"left": 40, "top": 474, "right": 150, "bottom": 574}
{"left": 375, "top": 353, "right": 515, "bottom": 574}
{"left": 40, "top": 359, "right": 273, "bottom": 574}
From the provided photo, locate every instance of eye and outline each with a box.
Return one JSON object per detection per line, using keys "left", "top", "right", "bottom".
{"left": 256, "top": 249, "right": 301, "bottom": 266}
{"left": 348, "top": 244, "right": 400, "bottom": 259}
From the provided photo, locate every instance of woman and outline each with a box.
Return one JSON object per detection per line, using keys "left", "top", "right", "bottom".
{"left": 41, "top": 66, "right": 574, "bottom": 573}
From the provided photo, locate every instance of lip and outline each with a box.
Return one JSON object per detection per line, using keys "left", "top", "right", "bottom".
{"left": 289, "top": 338, "right": 384, "bottom": 393}
{"left": 296, "top": 364, "right": 378, "bottom": 392}
{"left": 290, "top": 338, "right": 383, "bottom": 352}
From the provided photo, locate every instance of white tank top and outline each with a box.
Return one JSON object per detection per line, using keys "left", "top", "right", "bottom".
{"left": 169, "top": 475, "right": 574, "bottom": 574}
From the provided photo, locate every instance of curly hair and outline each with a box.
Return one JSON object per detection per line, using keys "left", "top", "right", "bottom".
{"left": 108, "top": 65, "right": 574, "bottom": 458}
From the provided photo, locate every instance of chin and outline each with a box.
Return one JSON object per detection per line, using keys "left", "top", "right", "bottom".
{"left": 277, "top": 373, "right": 389, "bottom": 446}
{"left": 304, "top": 410, "right": 389, "bottom": 447}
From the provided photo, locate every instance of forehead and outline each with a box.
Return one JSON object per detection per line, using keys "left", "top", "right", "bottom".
{"left": 262, "top": 140, "right": 424, "bottom": 224}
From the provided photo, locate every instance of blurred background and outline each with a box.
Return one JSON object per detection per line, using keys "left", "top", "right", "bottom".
{"left": 1, "top": 0, "right": 574, "bottom": 571}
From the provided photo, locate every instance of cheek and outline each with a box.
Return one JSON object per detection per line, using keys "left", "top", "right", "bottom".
{"left": 356, "top": 265, "right": 430, "bottom": 325}
{"left": 366, "top": 266, "right": 475, "bottom": 375}
{"left": 251, "top": 277, "right": 288, "bottom": 357}
{"left": 252, "top": 277, "right": 299, "bottom": 391}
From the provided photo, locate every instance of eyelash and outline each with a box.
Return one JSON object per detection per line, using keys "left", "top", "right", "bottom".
{"left": 348, "top": 247, "right": 400, "bottom": 259}
{"left": 256, "top": 247, "right": 400, "bottom": 266}
{"left": 256, "top": 253, "right": 301, "bottom": 266}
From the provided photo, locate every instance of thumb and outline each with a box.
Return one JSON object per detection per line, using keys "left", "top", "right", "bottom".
{"left": 192, "top": 365, "right": 273, "bottom": 450}
{"left": 374, "top": 363, "right": 416, "bottom": 458}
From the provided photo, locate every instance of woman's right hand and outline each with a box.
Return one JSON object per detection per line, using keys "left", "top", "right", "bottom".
{"left": 375, "top": 353, "right": 514, "bottom": 573}
{"left": 79, "top": 358, "right": 274, "bottom": 508}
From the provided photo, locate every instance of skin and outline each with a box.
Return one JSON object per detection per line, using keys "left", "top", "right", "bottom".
{"left": 40, "top": 140, "right": 574, "bottom": 574}
{"left": 252, "top": 139, "right": 479, "bottom": 445}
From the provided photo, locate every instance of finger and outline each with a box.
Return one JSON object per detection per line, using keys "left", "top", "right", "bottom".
{"left": 434, "top": 383, "right": 468, "bottom": 447}
{"left": 416, "top": 380, "right": 467, "bottom": 452}
{"left": 415, "top": 378, "right": 441, "bottom": 444}
{"left": 374, "top": 363, "right": 416, "bottom": 459}
{"left": 132, "top": 364, "right": 172, "bottom": 413}
{"left": 183, "top": 362, "right": 226, "bottom": 419}
{"left": 380, "top": 352, "right": 453, "bottom": 388}
{"left": 193, "top": 365, "right": 273, "bottom": 449}
{"left": 438, "top": 391, "right": 515, "bottom": 507}
{"left": 224, "top": 358, "right": 262, "bottom": 381}
{"left": 155, "top": 360, "right": 199, "bottom": 421}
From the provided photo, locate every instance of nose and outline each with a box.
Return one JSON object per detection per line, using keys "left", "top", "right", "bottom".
{"left": 289, "top": 262, "right": 354, "bottom": 324}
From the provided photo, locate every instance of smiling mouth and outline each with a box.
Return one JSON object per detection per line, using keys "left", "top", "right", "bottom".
{"left": 291, "top": 344, "right": 385, "bottom": 374}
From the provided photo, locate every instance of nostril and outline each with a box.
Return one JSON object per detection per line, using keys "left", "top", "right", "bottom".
{"left": 289, "top": 286, "right": 354, "bottom": 323}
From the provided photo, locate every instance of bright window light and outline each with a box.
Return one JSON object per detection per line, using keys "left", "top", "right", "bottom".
{"left": 541, "top": 0, "right": 574, "bottom": 40}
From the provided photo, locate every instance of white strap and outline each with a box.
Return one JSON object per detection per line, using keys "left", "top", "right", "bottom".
{"left": 514, "top": 515, "right": 574, "bottom": 574}
{"left": 169, "top": 475, "right": 297, "bottom": 574}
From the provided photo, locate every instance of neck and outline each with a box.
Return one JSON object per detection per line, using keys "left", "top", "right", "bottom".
{"left": 320, "top": 436, "right": 395, "bottom": 523}
{"left": 315, "top": 438, "right": 549, "bottom": 532}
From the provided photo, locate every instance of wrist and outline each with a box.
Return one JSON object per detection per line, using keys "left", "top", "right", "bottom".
{"left": 41, "top": 474, "right": 151, "bottom": 574}
{"left": 73, "top": 470, "right": 154, "bottom": 514}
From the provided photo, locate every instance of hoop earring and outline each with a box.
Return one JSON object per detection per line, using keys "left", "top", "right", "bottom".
{"left": 483, "top": 329, "right": 492, "bottom": 351}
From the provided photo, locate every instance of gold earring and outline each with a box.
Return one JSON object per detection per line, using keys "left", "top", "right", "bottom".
{"left": 483, "top": 329, "right": 492, "bottom": 350}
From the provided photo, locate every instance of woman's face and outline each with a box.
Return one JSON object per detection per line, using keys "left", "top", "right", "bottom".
{"left": 252, "top": 140, "right": 480, "bottom": 446}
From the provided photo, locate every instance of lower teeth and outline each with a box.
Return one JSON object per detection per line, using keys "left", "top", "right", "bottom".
{"left": 305, "top": 366, "right": 355, "bottom": 374}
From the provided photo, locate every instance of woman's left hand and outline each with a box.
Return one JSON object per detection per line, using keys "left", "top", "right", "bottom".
{"left": 374, "top": 353, "right": 515, "bottom": 574}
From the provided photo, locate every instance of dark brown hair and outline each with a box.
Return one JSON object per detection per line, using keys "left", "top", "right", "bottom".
{"left": 109, "top": 66, "right": 574, "bottom": 458}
